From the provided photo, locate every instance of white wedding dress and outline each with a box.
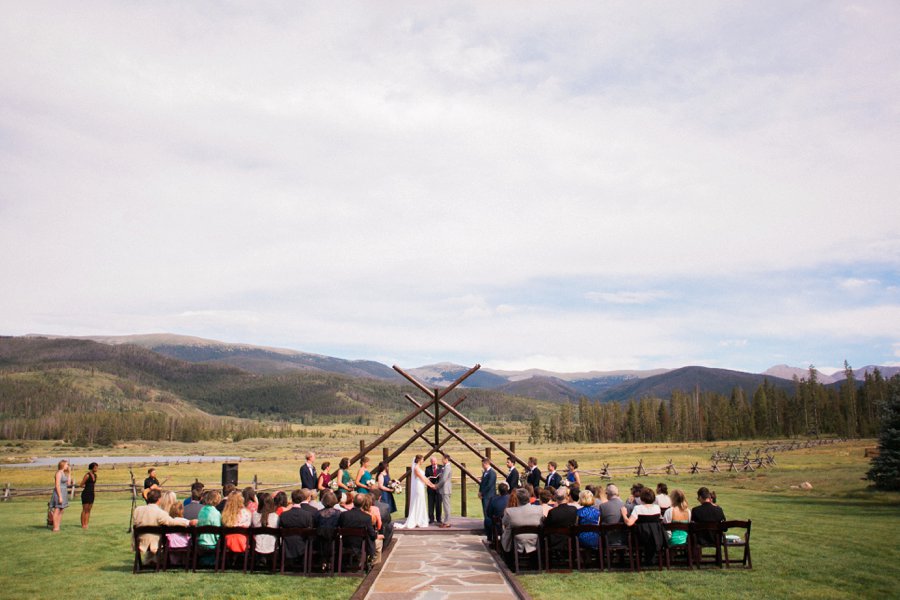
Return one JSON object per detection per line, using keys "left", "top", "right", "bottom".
{"left": 396, "top": 461, "right": 429, "bottom": 529}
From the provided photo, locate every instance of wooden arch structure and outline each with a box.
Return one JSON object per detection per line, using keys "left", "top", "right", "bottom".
{"left": 333, "top": 363, "right": 534, "bottom": 517}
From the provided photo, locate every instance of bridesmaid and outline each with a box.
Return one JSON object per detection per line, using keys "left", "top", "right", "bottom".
{"left": 375, "top": 461, "right": 398, "bottom": 513}
{"left": 50, "top": 459, "right": 71, "bottom": 532}
{"left": 337, "top": 458, "right": 354, "bottom": 494}
{"left": 79, "top": 462, "right": 98, "bottom": 529}
{"left": 317, "top": 461, "right": 332, "bottom": 494}
{"left": 566, "top": 459, "right": 582, "bottom": 487}
{"left": 354, "top": 456, "right": 373, "bottom": 494}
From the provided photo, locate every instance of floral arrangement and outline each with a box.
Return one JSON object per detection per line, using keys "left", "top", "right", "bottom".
{"left": 389, "top": 480, "right": 403, "bottom": 494}
{"left": 328, "top": 479, "right": 339, "bottom": 491}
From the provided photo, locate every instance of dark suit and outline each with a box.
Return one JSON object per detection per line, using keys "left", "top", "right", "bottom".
{"left": 375, "top": 500, "right": 393, "bottom": 547}
{"left": 485, "top": 493, "right": 509, "bottom": 540}
{"left": 300, "top": 503, "right": 320, "bottom": 521}
{"left": 506, "top": 467, "right": 520, "bottom": 490}
{"left": 337, "top": 507, "right": 376, "bottom": 559}
{"left": 526, "top": 466, "right": 542, "bottom": 489}
{"left": 425, "top": 464, "right": 443, "bottom": 523}
{"left": 546, "top": 471, "right": 562, "bottom": 489}
{"left": 300, "top": 463, "right": 317, "bottom": 490}
{"left": 691, "top": 502, "right": 726, "bottom": 546}
{"left": 279, "top": 506, "right": 316, "bottom": 560}
{"left": 479, "top": 468, "right": 497, "bottom": 517}
{"left": 544, "top": 503, "right": 578, "bottom": 553}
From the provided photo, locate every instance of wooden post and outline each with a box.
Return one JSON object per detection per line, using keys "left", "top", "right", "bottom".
{"left": 485, "top": 447, "right": 492, "bottom": 461}
{"left": 510, "top": 441, "right": 516, "bottom": 455}
{"left": 359, "top": 439, "right": 366, "bottom": 455}
{"left": 404, "top": 467, "right": 411, "bottom": 518}
{"left": 433, "top": 388, "right": 440, "bottom": 451}
{"left": 253, "top": 474, "right": 258, "bottom": 491}
{"left": 460, "top": 462, "right": 467, "bottom": 517}
{"left": 383, "top": 447, "right": 390, "bottom": 464}
{"left": 2, "top": 483, "right": 9, "bottom": 502}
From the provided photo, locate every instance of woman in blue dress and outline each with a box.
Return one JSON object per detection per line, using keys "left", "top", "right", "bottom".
{"left": 375, "top": 461, "right": 398, "bottom": 513}
{"left": 575, "top": 489, "right": 600, "bottom": 549}
{"left": 566, "top": 459, "right": 582, "bottom": 487}
{"left": 355, "top": 456, "right": 373, "bottom": 494}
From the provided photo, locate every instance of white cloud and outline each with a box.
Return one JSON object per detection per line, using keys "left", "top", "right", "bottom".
{"left": 585, "top": 291, "right": 671, "bottom": 305}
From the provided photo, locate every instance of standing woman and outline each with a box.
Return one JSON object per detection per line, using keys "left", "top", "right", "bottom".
{"left": 355, "top": 456, "right": 373, "bottom": 494}
{"left": 375, "top": 461, "right": 397, "bottom": 513}
{"left": 50, "top": 460, "right": 71, "bottom": 532}
{"left": 317, "top": 461, "right": 332, "bottom": 494}
{"left": 79, "top": 462, "right": 98, "bottom": 529}
{"left": 566, "top": 460, "right": 582, "bottom": 487}
{"left": 337, "top": 458, "right": 354, "bottom": 494}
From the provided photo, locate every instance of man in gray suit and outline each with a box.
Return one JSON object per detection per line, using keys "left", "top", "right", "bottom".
{"left": 501, "top": 488, "right": 544, "bottom": 555}
{"left": 436, "top": 453, "right": 453, "bottom": 528}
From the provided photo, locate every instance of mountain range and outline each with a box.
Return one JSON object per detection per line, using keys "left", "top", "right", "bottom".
{"left": 25, "top": 333, "right": 899, "bottom": 404}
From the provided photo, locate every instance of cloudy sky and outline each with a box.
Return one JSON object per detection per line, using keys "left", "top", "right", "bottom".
{"left": 2, "top": 2, "right": 898, "bottom": 374}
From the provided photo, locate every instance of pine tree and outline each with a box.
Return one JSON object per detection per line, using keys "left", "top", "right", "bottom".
{"left": 867, "top": 375, "right": 900, "bottom": 490}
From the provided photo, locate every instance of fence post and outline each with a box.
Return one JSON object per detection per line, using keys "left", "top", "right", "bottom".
{"left": 2, "top": 483, "right": 9, "bottom": 502}
{"left": 360, "top": 439, "right": 366, "bottom": 456}
{"left": 404, "top": 467, "right": 411, "bottom": 518}
{"left": 460, "top": 462, "right": 467, "bottom": 517}
{"left": 510, "top": 441, "right": 516, "bottom": 455}
{"left": 253, "top": 474, "right": 258, "bottom": 491}
{"left": 383, "top": 447, "right": 390, "bottom": 464}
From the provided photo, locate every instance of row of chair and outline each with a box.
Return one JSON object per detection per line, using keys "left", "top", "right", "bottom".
{"left": 132, "top": 525, "right": 370, "bottom": 576}
{"left": 496, "top": 518, "right": 751, "bottom": 573}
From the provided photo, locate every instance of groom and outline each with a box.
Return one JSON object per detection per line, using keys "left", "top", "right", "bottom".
{"left": 436, "top": 453, "right": 452, "bottom": 528}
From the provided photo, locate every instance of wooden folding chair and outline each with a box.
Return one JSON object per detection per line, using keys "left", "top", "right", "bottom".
{"left": 600, "top": 522, "right": 636, "bottom": 572}
{"left": 250, "top": 526, "right": 281, "bottom": 573}
{"left": 220, "top": 526, "right": 252, "bottom": 573}
{"left": 690, "top": 521, "right": 723, "bottom": 568}
{"left": 280, "top": 527, "right": 312, "bottom": 574}
{"left": 634, "top": 514, "right": 666, "bottom": 571}
{"left": 191, "top": 525, "right": 223, "bottom": 573}
{"left": 722, "top": 520, "right": 752, "bottom": 568}
{"left": 571, "top": 524, "right": 603, "bottom": 571}
{"left": 132, "top": 525, "right": 167, "bottom": 574}
{"left": 542, "top": 526, "right": 574, "bottom": 571}
{"left": 510, "top": 525, "right": 543, "bottom": 573}
{"left": 663, "top": 522, "right": 693, "bottom": 569}
{"left": 161, "top": 526, "right": 192, "bottom": 571}
{"left": 336, "top": 527, "right": 369, "bottom": 575}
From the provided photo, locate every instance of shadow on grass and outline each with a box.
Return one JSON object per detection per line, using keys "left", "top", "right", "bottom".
{"left": 99, "top": 564, "right": 136, "bottom": 573}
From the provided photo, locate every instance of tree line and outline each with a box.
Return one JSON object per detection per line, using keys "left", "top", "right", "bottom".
{"left": 531, "top": 366, "right": 897, "bottom": 444}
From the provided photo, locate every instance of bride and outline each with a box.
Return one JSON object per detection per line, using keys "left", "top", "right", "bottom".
{"left": 396, "top": 455, "right": 435, "bottom": 529}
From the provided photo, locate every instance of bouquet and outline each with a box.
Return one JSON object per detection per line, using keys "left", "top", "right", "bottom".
{"left": 389, "top": 480, "right": 403, "bottom": 494}
{"left": 328, "top": 479, "right": 339, "bottom": 491}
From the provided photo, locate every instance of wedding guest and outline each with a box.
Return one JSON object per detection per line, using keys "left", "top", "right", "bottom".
{"left": 242, "top": 487, "right": 258, "bottom": 513}
{"left": 252, "top": 494, "right": 279, "bottom": 563}
{"left": 217, "top": 483, "right": 236, "bottom": 512}
{"left": 623, "top": 487, "right": 661, "bottom": 525}
{"left": 655, "top": 483, "right": 672, "bottom": 510}
{"left": 355, "top": 456, "right": 374, "bottom": 494}
{"left": 539, "top": 488, "right": 554, "bottom": 518}
{"left": 691, "top": 487, "right": 725, "bottom": 546}
{"left": 624, "top": 487, "right": 664, "bottom": 565}
{"left": 222, "top": 491, "right": 252, "bottom": 555}
{"left": 525, "top": 484, "right": 536, "bottom": 504}
{"left": 300, "top": 451, "right": 318, "bottom": 490}
{"left": 505, "top": 457, "right": 520, "bottom": 489}
{"left": 337, "top": 493, "right": 377, "bottom": 566}
{"left": 361, "top": 493, "right": 382, "bottom": 533}
{"left": 273, "top": 491, "right": 289, "bottom": 516}
{"left": 586, "top": 485, "right": 603, "bottom": 509}
{"left": 317, "top": 461, "right": 332, "bottom": 493}
{"left": 307, "top": 488, "right": 324, "bottom": 510}
{"left": 568, "top": 484, "right": 581, "bottom": 507}
{"left": 297, "top": 488, "right": 321, "bottom": 519}
{"left": 600, "top": 484, "right": 627, "bottom": 546}
{"left": 184, "top": 482, "right": 205, "bottom": 519}
{"left": 79, "top": 462, "right": 98, "bottom": 529}
{"left": 662, "top": 488, "right": 691, "bottom": 546}
{"left": 158, "top": 490, "right": 178, "bottom": 516}
{"left": 197, "top": 490, "right": 222, "bottom": 564}
{"left": 485, "top": 483, "right": 510, "bottom": 542}
{"left": 478, "top": 458, "right": 497, "bottom": 519}
{"left": 337, "top": 458, "right": 354, "bottom": 494}
{"left": 134, "top": 488, "right": 195, "bottom": 565}
{"left": 625, "top": 483, "right": 644, "bottom": 515}
{"left": 526, "top": 457, "right": 541, "bottom": 489}
{"left": 545, "top": 486, "right": 578, "bottom": 556}
{"left": 337, "top": 490, "right": 354, "bottom": 512}
{"left": 566, "top": 460, "right": 581, "bottom": 487}
{"left": 501, "top": 488, "right": 543, "bottom": 555}
{"left": 375, "top": 461, "right": 397, "bottom": 513}
{"left": 710, "top": 490, "right": 719, "bottom": 506}
{"left": 317, "top": 491, "right": 342, "bottom": 528}
{"left": 371, "top": 488, "right": 393, "bottom": 548}
{"left": 165, "top": 502, "right": 191, "bottom": 565}
{"left": 575, "top": 490, "right": 601, "bottom": 549}
{"left": 546, "top": 462, "right": 563, "bottom": 489}
{"left": 49, "top": 460, "right": 70, "bottom": 532}
{"left": 279, "top": 489, "right": 316, "bottom": 568}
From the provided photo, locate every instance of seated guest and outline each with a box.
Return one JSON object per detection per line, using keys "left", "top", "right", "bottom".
{"left": 586, "top": 485, "right": 603, "bottom": 509}
{"left": 691, "top": 486, "right": 726, "bottom": 547}
{"left": 485, "top": 483, "right": 510, "bottom": 542}
{"left": 273, "top": 491, "right": 289, "bottom": 515}
{"left": 158, "top": 490, "right": 178, "bottom": 516}
{"left": 600, "top": 484, "right": 626, "bottom": 545}
{"left": 710, "top": 490, "right": 718, "bottom": 506}
{"left": 662, "top": 488, "right": 691, "bottom": 546}
{"left": 361, "top": 493, "right": 382, "bottom": 532}
{"left": 568, "top": 484, "right": 581, "bottom": 507}
{"left": 222, "top": 491, "right": 252, "bottom": 554}
{"left": 623, "top": 487, "right": 661, "bottom": 524}
{"left": 184, "top": 482, "right": 205, "bottom": 519}
{"left": 279, "top": 489, "right": 317, "bottom": 567}
{"left": 337, "top": 493, "right": 378, "bottom": 565}
{"left": 132, "top": 489, "right": 195, "bottom": 565}
{"left": 501, "top": 488, "right": 543, "bottom": 555}
{"left": 307, "top": 488, "right": 325, "bottom": 510}
{"left": 525, "top": 484, "right": 536, "bottom": 504}
{"left": 625, "top": 483, "right": 644, "bottom": 515}
{"left": 197, "top": 490, "right": 223, "bottom": 563}
{"left": 165, "top": 502, "right": 191, "bottom": 564}
{"left": 546, "top": 462, "right": 563, "bottom": 489}
{"left": 538, "top": 488, "right": 554, "bottom": 518}
{"left": 624, "top": 487, "right": 664, "bottom": 565}
{"left": 296, "top": 488, "right": 320, "bottom": 521}
{"left": 242, "top": 487, "right": 258, "bottom": 513}
{"left": 316, "top": 490, "right": 341, "bottom": 570}
{"left": 575, "top": 490, "right": 600, "bottom": 549}
{"left": 252, "top": 494, "right": 279, "bottom": 561}
{"left": 338, "top": 491, "right": 354, "bottom": 512}
{"left": 545, "top": 487, "right": 578, "bottom": 556}
{"left": 371, "top": 488, "right": 393, "bottom": 547}
{"left": 217, "top": 484, "right": 236, "bottom": 512}
{"left": 655, "top": 483, "right": 672, "bottom": 511}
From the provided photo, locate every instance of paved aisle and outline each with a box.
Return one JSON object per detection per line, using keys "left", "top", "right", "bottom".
{"left": 365, "top": 534, "right": 516, "bottom": 600}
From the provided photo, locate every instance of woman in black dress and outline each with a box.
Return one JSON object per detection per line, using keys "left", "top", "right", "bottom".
{"left": 79, "top": 462, "right": 98, "bottom": 529}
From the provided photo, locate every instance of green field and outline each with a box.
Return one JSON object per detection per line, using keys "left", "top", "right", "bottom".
{"left": 0, "top": 438, "right": 897, "bottom": 599}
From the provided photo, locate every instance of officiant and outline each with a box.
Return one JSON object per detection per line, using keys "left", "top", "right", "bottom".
{"left": 425, "top": 456, "right": 443, "bottom": 524}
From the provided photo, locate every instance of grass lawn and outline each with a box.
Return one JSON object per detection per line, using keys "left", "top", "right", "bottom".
{"left": 0, "top": 437, "right": 898, "bottom": 599}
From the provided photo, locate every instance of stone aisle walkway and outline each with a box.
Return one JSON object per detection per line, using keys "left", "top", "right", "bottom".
{"left": 364, "top": 534, "right": 516, "bottom": 600}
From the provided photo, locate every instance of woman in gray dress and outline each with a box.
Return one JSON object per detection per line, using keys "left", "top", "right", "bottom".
{"left": 50, "top": 459, "right": 71, "bottom": 531}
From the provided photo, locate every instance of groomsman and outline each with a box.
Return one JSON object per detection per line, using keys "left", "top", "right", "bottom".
{"left": 478, "top": 458, "right": 496, "bottom": 517}
{"left": 300, "top": 451, "right": 317, "bottom": 490}
{"left": 436, "top": 453, "right": 453, "bottom": 528}
{"left": 546, "top": 461, "right": 563, "bottom": 489}
{"left": 526, "top": 457, "right": 542, "bottom": 489}
{"left": 425, "top": 456, "right": 443, "bottom": 524}
{"left": 505, "top": 457, "right": 520, "bottom": 489}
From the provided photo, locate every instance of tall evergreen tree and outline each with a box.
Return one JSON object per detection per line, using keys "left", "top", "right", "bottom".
{"left": 867, "top": 376, "right": 900, "bottom": 490}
